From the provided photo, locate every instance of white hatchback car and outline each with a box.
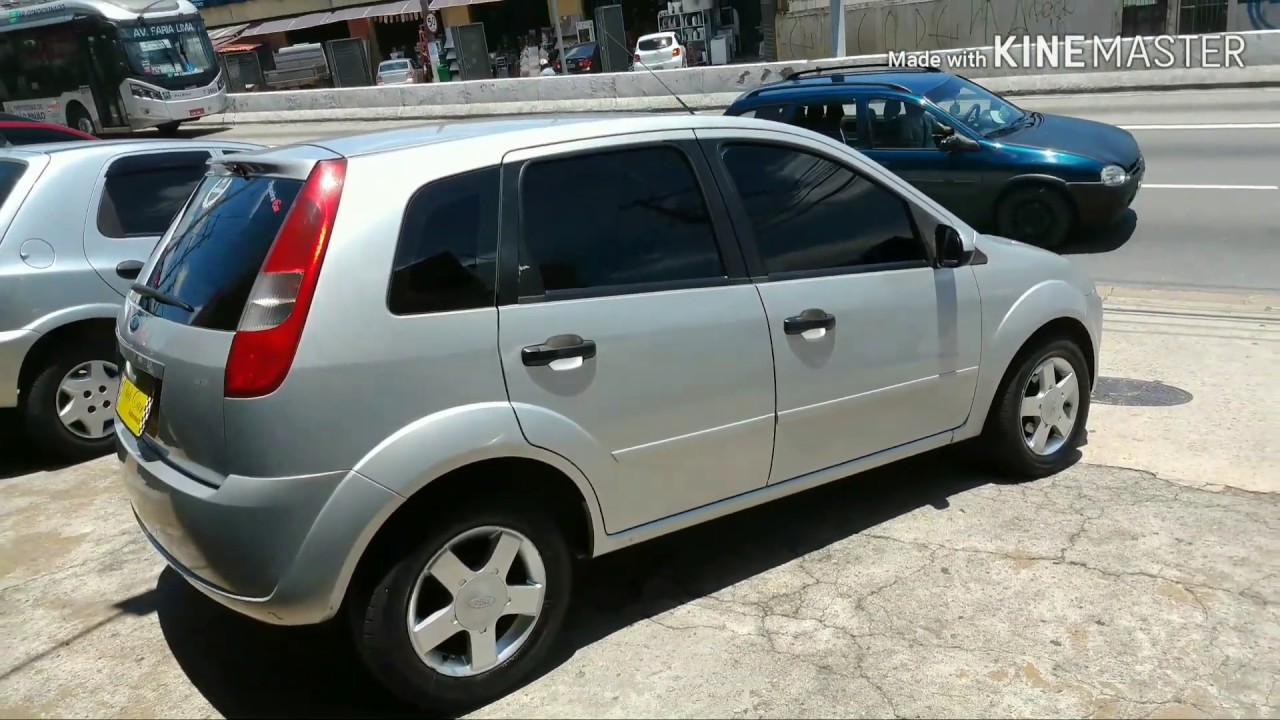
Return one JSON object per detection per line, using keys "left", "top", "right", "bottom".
{"left": 633, "top": 31, "right": 686, "bottom": 71}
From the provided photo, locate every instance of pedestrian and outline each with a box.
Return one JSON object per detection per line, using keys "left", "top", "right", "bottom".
{"left": 539, "top": 57, "right": 556, "bottom": 76}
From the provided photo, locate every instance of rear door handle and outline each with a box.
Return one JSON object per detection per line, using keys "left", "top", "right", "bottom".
{"left": 521, "top": 334, "right": 597, "bottom": 368}
{"left": 115, "top": 260, "right": 144, "bottom": 280}
{"left": 783, "top": 309, "right": 836, "bottom": 336}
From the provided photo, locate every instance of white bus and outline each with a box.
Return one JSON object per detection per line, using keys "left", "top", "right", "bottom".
{"left": 0, "top": 0, "right": 226, "bottom": 134}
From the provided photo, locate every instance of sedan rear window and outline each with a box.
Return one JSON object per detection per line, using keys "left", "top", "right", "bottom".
{"left": 139, "top": 173, "right": 303, "bottom": 331}
{"left": 379, "top": 60, "right": 410, "bottom": 72}
{"left": 0, "top": 159, "right": 26, "bottom": 208}
{"left": 638, "top": 36, "right": 673, "bottom": 51}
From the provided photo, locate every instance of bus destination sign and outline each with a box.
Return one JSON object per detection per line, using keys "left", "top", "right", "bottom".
{"left": 125, "top": 21, "right": 199, "bottom": 37}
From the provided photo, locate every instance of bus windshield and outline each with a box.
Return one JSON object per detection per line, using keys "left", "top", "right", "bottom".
{"left": 117, "top": 17, "right": 216, "bottom": 80}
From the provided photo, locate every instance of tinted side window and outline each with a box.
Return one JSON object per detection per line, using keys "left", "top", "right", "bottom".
{"left": 721, "top": 143, "right": 926, "bottom": 275}
{"left": 0, "top": 159, "right": 27, "bottom": 208}
{"left": 741, "top": 104, "right": 792, "bottom": 122}
{"left": 866, "top": 97, "right": 943, "bottom": 150}
{"left": 519, "top": 145, "right": 725, "bottom": 296}
{"left": 0, "top": 127, "right": 78, "bottom": 145}
{"left": 97, "top": 152, "right": 211, "bottom": 238}
{"left": 388, "top": 166, "right": 500, "bottom": 316}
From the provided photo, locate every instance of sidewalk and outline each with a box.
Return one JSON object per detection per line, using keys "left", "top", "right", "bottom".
{"left": 1086, "top": 285, "right": 1279, "bottom": 495}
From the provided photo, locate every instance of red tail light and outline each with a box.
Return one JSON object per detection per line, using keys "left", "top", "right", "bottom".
{"left": 581, "top": 59, "right": 592, "bottom": 69}
{"left": 634, "top": 53, "right": 641, "bottom": 62}
{"left": 672, "top": 47, "right": 681, "bottom": 57}
{"left": 224, "top": 159, "right": 346, "bottom": 399}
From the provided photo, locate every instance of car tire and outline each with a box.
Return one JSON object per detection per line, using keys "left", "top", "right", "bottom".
{"left": 981, "top": 337, "right": 1091, "bottom": 480}
{"left": 155, "top": 121, "right": 182, "bottom": 135}
{"left": 352, "top": 498, "right": 574, "bottom": 714}
{"left": 21, "top": 341, "right": 120, "bottom": 462}
{"left": 995, "top": 184, "right": 1074, "bottom": 250}
{"left": 65, "top": 102, "right": 96, "bottom": 136}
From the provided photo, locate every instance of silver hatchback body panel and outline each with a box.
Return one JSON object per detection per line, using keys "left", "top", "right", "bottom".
{"left": 0, "top": 139, "right": 263, "bottom": 409}
{"left": 115, "top": 114, "right": 1103, "bottom": 626}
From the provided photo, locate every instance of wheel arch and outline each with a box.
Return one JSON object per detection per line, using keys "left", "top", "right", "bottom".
{"left": 340, "top": 402, "right": 606, "bottom": 610}
{"left": 959, "top": 280, "right": 1097, "bottom": 440}
{"left": 996, "top": 174, "right": 1079, "bottom": 219}
{"left": 17, "top": 317, "right": 118, "bottom": 397}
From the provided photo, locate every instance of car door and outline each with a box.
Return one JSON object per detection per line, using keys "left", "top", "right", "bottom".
{"left": 83, "top": 149, "right": 213, "bottom": 297}
{"left": 859, "top": 95, "right": 986, "bottom": 224}
{"left": 697, "top": 127, "right": 982, "bottom": 484}
{"left": 496, "top": 131, "right": 776, "bottom": 534}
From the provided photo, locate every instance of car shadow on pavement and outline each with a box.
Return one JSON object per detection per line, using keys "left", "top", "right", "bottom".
{"left": 1060, "top": 209, "right": 1138, "bottom": 255}
{"left": 0, "top": 410, "right": 90, "bottom": 480}
{"left": 154, "top": 445, "right": 1044, "bottom": 719}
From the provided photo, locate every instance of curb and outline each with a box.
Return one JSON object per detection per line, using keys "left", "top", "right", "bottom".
{"left": 1099, "top": 284, "right": 1280, "bottom": 318}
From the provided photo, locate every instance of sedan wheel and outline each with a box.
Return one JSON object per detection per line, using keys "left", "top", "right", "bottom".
{"left": 982, "top": 337, "right": 1091, "bottom": 479}
{"left": 56, "top": 360, "right": 120, "bottom": 441}
{"left": 354, "top": 501, "right": 573, "bottom": 714}
{"left": 407, "top": 526, "right": 547, "bottom": 677}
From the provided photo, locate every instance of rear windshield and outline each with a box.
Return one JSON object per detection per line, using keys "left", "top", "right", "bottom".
{"left": 380, "top": 60, "right": 410, "bottom": 71}
{"left": 139, "top": 173, "right": 302, "bottom": 331}
{"left": 0, "top": 160, "right": 26, "bottom": 208}
{"left": 638, "top": 36, "right": 673, "bottom": 51}
{"left": 565, "top": 43, "right": 595, "bottom": 59}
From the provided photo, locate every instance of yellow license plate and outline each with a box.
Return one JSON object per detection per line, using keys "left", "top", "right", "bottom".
{"left": 116, "top": 377, "right": 152, "bottom": 437}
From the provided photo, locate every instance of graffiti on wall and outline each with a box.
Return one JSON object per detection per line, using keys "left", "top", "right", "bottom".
{"left": 778, "top": 0, "right": 1120, "bottom": 60}
{"left": 1246, "top": 0, "right": 1276, "bottom": 29}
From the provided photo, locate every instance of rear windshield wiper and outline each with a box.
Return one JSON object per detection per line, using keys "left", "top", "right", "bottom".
{"left": 131, "top": 283, "right": 194, "bottom": 313}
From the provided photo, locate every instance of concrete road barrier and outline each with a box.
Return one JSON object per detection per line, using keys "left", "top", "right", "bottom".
{"left": 208, "top": 29, "right": 1280, "bottom": 125}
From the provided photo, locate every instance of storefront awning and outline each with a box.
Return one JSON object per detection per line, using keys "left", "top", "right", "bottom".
{"left": 329, "top": 0, "right": 421, "bottom": 22}
{"left": 241, "top": 11, "right": 336, "bottom": 37}
{"left": 207, "top": 23, "right": 250, "bottom": 44}
{"left": 216, "top": 43, "right": 261, "bottom": 53}
{"left": 427, "top": 0, "right": 505, "bottom": 8}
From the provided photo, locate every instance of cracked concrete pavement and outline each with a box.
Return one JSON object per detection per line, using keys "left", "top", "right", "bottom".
{"left": 0, "top": 286, "right": 1276, "bottom": 719}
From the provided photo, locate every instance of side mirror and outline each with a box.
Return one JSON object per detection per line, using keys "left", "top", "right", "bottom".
{"left": 934, "top": 225, "right": 973, "bottom": 268}
{"left": 939, "top": 134, "right": 980, "bottom": 152}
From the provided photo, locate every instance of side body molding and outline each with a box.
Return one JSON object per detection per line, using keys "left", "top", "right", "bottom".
{"left": 351, "top": 401, "right": 610, "bottom": 553}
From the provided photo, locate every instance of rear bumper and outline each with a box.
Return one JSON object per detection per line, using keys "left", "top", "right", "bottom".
{"left": 0, "top": 329, "right": 39, "bottom": 408}
{"left": 117, "top": 425, "right": 404, "bottom": 626}
{"left": 1066, "top": 179, "right": 1142, "bottom": 230}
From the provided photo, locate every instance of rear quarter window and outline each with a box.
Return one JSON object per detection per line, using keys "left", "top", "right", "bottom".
{"left": 388, "top": 166, "right": 500, "bottom": 316}
{"left": 97, "top": 151, "right": 213, "bottom": 238}
{"left": 0, "top": 160, "right": 26, "bottom": 208}
{"left": 140, "top": 173, "right": 303, "bottom": 330}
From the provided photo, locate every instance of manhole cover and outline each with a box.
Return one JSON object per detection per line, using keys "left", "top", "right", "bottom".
{"left": 1092, "top": 377, "right": 1193, "bottom": 407}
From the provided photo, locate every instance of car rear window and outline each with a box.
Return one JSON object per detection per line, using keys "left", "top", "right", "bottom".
{"left": 380, "top": 60, "right": 410, "bottom": 71}
{"left": 638, "top": 36, "right": 672, "bottom": 51}
{"left": 0, "top": 159, "right": 26, "bottom": 208}
{"left": 565, "top": 44, "right": 595, "bottom": 59}
{"left": 139, "top": 173, "right": 303, "bottom": 330}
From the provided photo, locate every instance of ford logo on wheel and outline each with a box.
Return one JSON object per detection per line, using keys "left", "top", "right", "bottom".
{"left": 468, "top": 595, "right": 496, "bottom": 609}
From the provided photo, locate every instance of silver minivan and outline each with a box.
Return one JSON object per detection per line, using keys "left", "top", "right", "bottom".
{"left": 116, "top": 114, "right": 1103, "bottom": 713}
{"left": 0, "top": 139, "right": 261, "bottom": 460}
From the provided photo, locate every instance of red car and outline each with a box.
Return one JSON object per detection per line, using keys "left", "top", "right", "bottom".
{"left": 0, "top": 117, "right": 98, "bottom": 147}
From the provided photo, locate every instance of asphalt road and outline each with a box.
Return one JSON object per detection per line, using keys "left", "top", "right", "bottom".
{"left": 186, "top": 87, "right": 1280, "bottom": 295}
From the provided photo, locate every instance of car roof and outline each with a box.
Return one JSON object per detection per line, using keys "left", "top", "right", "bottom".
{"left": 738, "top": 69, "right": 954, "bottom": 105}
{"left": 2, "top": 137, "right": 262, "bottom": 160}
{"left": 227, "top": 113, "right": 790, "bottom": 163}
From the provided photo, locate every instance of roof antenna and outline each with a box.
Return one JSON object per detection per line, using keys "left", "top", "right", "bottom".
{"left": 597, "top": 25, "right": 696, "bottom": 116}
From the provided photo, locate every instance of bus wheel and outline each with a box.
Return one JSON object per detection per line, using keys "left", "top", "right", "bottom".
{"left": 156, "top": 121, "right": 182, "bottom": 136}
{"left": 66, "top": 103, "right": 96, "bottom": 135}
